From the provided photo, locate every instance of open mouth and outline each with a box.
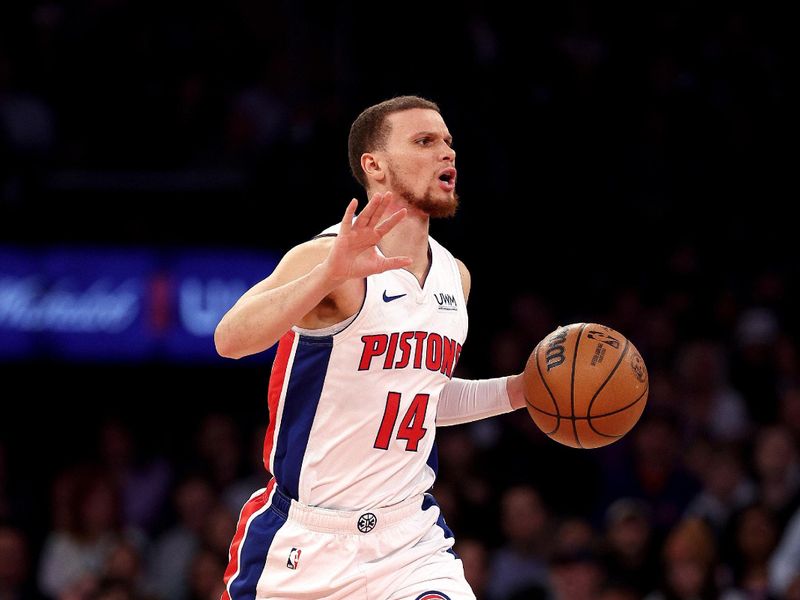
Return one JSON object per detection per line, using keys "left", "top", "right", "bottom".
{"left": 437, "top": 168, "right": 457, "bottom": 192}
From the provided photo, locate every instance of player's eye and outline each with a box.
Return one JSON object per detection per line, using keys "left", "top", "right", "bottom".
{"left": 416, "top": 138, "right": 431, "bottom": 145}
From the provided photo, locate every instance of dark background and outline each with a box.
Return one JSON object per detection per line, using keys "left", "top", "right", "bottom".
{"left": 1, "top": 2, "right": 797, "bottom": 600}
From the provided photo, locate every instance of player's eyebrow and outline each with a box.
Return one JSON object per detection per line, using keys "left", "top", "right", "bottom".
{"left": 410, "top": 131, "right": 454, "bottom": 144}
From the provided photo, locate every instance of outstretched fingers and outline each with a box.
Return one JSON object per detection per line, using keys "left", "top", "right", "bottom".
{"left": 374, "top": 208, "right": 408, "bottom": 238}
{"left": 368, "top": 191, "right": 393, "bottom": 228}
{"left": 355, "top": 191, "right": 390, "bottom": 229}
{"left": 340, "top": 198, "right": 359, "bottom": 234}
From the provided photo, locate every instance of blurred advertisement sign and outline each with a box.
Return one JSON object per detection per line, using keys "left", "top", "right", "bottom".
{"left": 0, "top": 247, "right": 277, "bottom": 362}
{"left": 165, "top": 252, "right": 277, "bottom": 361}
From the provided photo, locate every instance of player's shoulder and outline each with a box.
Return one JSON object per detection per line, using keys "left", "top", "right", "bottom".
{"left": 454, "top": 257, "right": 471, "bottom": 302}
{"left": 430, "top": 236, "right": 471, "bottom": 301}
{"left": 281, "top": 236, "right": 334, "bottom": 270}
{"left": 453, "top": 257, "right": 470, "bottom": 277}
{"left": 281, "top": 222, "right": 341, "bottom": 262}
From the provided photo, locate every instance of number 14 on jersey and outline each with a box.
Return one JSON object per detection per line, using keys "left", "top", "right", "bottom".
{"left": 373, "top": 392, "right": 430, "bottom": 452}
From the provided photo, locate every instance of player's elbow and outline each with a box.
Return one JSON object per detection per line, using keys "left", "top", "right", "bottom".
{"left": 214, "top": 320, "right": 244, "bottom": 360}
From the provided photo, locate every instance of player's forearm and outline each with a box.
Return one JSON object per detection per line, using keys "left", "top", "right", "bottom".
{"left": 214, "top": 263, "right": 337, "bottom": 359}
{"left": 436, "top": 374, "right": 525, "bottom": 427}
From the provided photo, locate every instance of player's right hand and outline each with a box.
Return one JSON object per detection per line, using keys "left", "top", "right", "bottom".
{"left": 321, "top": 192, "right": 412, "bottom": 285}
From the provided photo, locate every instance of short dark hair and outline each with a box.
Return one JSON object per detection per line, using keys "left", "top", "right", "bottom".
{"left": 348, "top": 95, "right": 440, "bottom": 189}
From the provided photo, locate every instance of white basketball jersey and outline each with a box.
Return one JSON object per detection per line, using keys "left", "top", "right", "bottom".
{"left": 261, "top": 224, "right": 469, "bottom": 511}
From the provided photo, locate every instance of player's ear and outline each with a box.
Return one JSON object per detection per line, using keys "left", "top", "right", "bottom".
{"left": 361, "top": 153, "right": 386, "bottom": 184}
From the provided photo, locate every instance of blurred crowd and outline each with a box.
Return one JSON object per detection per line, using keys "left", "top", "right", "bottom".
{"left": 4, "top": 259, "right": 800, "bottom": 600}
{"left": 1, "top": 1, "right": 796, "bottom": 600}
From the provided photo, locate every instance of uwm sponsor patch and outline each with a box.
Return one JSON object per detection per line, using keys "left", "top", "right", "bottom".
{"left": 433, "top": 292, "right": 458, "bottom": 311}
{"left": 415, "top": 592, "right": 451, "bottom": 600}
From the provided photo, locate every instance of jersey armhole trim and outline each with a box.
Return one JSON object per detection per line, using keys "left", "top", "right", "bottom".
{"left": 290, "top": 277, "right": 369, "bottom": 340}
{"left": 330, "top": 276, "right": 369, "bottom": 340}
{"left": 292, "top": 313, "right": 356, "bottom": 337}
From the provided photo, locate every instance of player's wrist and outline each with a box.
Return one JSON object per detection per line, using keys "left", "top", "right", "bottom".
{"left": 312, "top": 259, "right": 349, "bottom": 290}
{"left": 506, "top": 374, "right": 527, "bottom": 410}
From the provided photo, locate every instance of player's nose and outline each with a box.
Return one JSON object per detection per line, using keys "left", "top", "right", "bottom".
{"left": 440, "top": 143, "right": 455, "bottom": 162}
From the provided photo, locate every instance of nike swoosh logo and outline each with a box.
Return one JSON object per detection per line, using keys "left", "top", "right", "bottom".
{"left": 382, "top": 291, "right": 407, "bottom": 302}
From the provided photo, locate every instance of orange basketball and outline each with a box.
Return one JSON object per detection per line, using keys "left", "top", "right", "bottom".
{"left": 522, "top": 323, "right": 649, "bottom": 449}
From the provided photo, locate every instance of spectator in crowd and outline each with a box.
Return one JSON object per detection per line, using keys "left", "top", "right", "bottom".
{"left": 434, "top": 427, "right": 494, "bottom": 541}
{"left": 186, "top": 550, "right": 225, "bottom": 600}
{"left": 547, "top": 546, "right": 607, "bottom": 600}
{"left": 147, "top": 476, "right": 216, "bottom": 600}
{"left": 724, "top": 503, "right": 779, "bottom": 599}
{"left": 98, "top": 420, "right": 172, "bottom": 535}
{"left": 487, "top": 485, "right": 551, "bottom": 599}
{"left": 675, "top": 341, "right": 749, "bottom": 442}
{"left": 684, "top": 443, "right": 756, "bottom": 534}
{"left": 602, "top": 498, "right": 659, "bottom": 597}
{"left": 103, "top": 542, "right": 141, "bottom": 585}
{"left": 37, "top": 469, "right": 146, "bottom": 599}
{"left": 645, "top": 518, "right": 746, "bottom": 600}
{"left": 753, "top": 425, "right": 800, "bottom": 528}
{"left": 553, "top": 516, "right": 597, "bottom": 557}
{"left": 600, "top": 411, "right": 699, "bottom": 535}
{"left": 200, "top": 505, "right": 234, "bottom": 562}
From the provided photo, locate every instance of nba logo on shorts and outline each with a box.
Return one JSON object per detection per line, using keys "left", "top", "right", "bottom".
{"left": 286, "top": 547, "right": 301, "bottom": 570}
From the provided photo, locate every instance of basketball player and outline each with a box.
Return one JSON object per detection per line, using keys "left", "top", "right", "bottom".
{"left": 214, "top": 96, "right": 528, "bottom": 600}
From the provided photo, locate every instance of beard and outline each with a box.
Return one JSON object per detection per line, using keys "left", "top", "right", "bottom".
{"left": 387, "top": 165, "right": 459, "bottom": 218}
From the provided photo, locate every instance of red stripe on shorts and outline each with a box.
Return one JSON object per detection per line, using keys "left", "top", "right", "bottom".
{"left": 221, "top": 480, "right": 275, "bottom": 600}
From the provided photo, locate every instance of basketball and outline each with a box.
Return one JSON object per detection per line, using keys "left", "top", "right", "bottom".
{"left": 522, "top": 323, "right": 649, "bottom": 448}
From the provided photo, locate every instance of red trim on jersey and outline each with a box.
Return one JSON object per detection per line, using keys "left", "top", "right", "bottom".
{"left": 221, "top": 480, "right": 275, "bottom": 600}
{"left": 262, "top": 331, "right": 296, "bottom": 473}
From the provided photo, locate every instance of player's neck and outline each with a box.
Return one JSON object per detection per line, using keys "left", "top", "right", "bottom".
{"left": 378, "top": 208, "right": 430, "bottom": 281}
